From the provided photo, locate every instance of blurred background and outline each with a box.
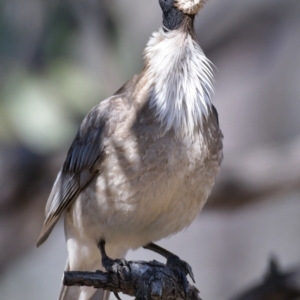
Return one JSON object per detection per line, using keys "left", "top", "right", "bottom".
{"left": 0, "top": 0, "right": 299, "bottom": 299}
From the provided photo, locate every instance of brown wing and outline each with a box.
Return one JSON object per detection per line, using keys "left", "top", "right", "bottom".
{"left": 36, "top": 102, "right": 108, "bottom": 247}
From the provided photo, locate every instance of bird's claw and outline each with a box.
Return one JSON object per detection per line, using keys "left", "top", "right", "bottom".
{"left": 102, "top": 256, "right": 131, "bottom": 276}
{"left": 114, "top": 292, "right": 122, "bottom": 300}
{"left": 166, "top": 255, "right": 195, "bottom": 296}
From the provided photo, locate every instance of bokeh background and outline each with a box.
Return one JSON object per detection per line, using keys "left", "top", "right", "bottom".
{"left": 0, "top": 0, "right": 299, "bottom": 299}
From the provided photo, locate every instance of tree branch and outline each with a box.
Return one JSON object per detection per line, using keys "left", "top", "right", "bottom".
{"left": 64, "top": 260, "right": 201, "bottom": 300}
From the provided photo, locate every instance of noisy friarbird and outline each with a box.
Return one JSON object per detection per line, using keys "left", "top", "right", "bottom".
{"left": 37, "top": 0, "right": 223, "bottom": 299}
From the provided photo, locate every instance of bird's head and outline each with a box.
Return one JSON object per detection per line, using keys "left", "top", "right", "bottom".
{"left": 159, "top": 0, "right": 206, "bottom": 30}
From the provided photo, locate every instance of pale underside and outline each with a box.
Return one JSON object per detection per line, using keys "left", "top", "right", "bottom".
{"left": 68, "top": 120, "right": 220, "bottom": 247}
{"left": 64, "top": 106, "right": 221, "bottom": 285}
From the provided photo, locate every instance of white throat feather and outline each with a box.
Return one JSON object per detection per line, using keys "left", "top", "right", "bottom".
{"left": 144, "top": 27, "right": 214, "bottom": 137}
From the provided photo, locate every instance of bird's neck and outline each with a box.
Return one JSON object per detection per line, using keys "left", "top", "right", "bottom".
{"left": 143, "top": 26, "right": 214, "bottom": 137}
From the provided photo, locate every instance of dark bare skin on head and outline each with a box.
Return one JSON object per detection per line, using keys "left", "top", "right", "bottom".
{"left": 159, "top": 0, "right": 186, "bottom": 30}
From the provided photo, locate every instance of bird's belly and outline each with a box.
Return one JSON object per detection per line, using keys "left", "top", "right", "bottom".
{"left": 71, "top": 133, "right": 221, "bottom": 249}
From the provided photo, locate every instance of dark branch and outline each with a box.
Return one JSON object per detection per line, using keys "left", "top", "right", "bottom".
{"left": 64, "top": 260, "right": 202, "bottom": 300}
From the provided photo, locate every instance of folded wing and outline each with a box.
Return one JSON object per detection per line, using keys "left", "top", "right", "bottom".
{"left": 36, "top": 103, "right": 108, "bottom": 247}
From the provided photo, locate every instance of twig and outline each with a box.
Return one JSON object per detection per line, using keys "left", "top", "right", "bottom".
{"left": 63, "top": 260, "right": 201, "bottom": 300}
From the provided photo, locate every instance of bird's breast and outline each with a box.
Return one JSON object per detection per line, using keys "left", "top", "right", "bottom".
{"left": 71, "top": 125, "right": 222, "bottom": 249}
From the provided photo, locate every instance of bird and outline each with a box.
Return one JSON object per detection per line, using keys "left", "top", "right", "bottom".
{"left": 36, "top": 0, "right": 223, "bottom": 299}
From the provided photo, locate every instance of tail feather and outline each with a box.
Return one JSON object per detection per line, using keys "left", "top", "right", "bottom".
{"left": 58, "top": 285, "right": 82, "bottom": 300}
{"left": 36, "top": 218, "right": 59, "bottom": 247}
{"left": 91, "top": 290, "right": 110, "bottom": 300}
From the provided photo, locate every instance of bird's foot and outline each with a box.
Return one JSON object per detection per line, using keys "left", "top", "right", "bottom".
{"left": 98, "top": 239, "right": 130, "bottom": 276}
{"left": 143, "top": 243, "right": 195, "bottom": 296}
{"left": 102, "top": 256, "right": 131, "bottom": 276}
{"left": 166, "top": 254, "right": 195, "bottom": 296}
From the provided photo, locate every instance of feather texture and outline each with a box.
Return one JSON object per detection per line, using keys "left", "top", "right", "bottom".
{"left": 36, "top": 103, "right": 108, "bottom": 247}
{"left": 144, "top": 26, "right": 214, "bottom": 137}
{"left": 174, "top": 0, "right": 206, "bottom": 15}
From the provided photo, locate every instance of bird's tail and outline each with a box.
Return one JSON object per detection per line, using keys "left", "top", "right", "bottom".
{"left": 58, "top": 259, "right": 110, "bottom": 300}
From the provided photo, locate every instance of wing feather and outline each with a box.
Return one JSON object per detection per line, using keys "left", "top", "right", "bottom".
{"left": 36, "top": 103, "right": 108, "bottom": 247}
